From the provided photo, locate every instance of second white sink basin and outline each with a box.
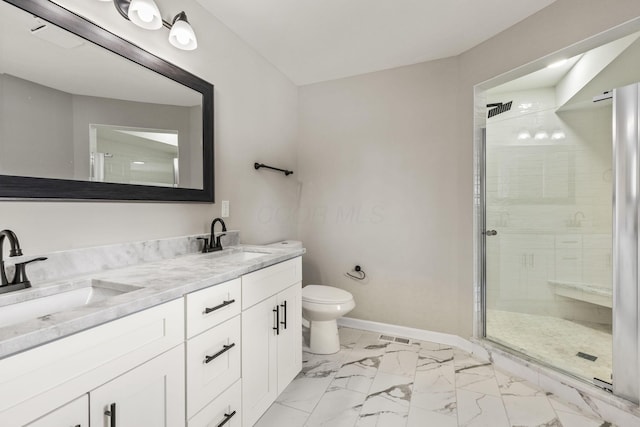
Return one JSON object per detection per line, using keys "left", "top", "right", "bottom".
{"left": 0, "top": 279, "right": 141, "bottom": 328}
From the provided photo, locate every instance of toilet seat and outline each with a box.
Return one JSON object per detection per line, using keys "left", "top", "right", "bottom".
{"left": 302, "top": 285, "right": 353, "bottom": 304}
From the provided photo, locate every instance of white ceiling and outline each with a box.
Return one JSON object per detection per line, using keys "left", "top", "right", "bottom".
{"left": 196, "top": 0, "right": 557, "bottom": 85}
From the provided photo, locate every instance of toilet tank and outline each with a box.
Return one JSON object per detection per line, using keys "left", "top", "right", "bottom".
{"left": 267, "top": 240, "right": 302, "bottom": 249}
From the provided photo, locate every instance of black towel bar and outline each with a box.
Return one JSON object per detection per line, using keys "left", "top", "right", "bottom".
{"left": 254, "top": 162, "right": 293, "bottom": 176}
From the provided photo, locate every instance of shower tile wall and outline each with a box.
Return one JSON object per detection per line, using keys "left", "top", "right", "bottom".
{"left": 485, "top": 87, "right": 612, "bottom": 324}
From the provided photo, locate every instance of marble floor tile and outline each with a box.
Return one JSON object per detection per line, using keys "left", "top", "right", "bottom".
{"left": 456, "top": 389, "right": 510, "bottom": 427}
{"left": 408, "top": 405, "right": 458, "bottom": 427}
{"left": 494, "top": 369, "right": 546, "bottom": 397}
{"left": 276, "top": 374, "right": 334, "bottom": 413}
{"left": 379, "top": 344, "right": 420, "bottom": 377}
{"left": 261, "top": 327, "right": 618, "bottom": 427}
{"left": 339, "top": 327, "right": 365, "bottom": 350}
{"left": 358, "top": 372, "right": 413, "bottom": 425}
{"left": 331, "top": 351, "right": 381, "bottom": 394}
{"left": 502, "top": 395, "right": 559, "bottom": 426}
{"left": 254, "top": 402, "right": 309, "bottom": 427}
{"left": 547, "top": 396, "right": 615, "bottom": 427}
{"left": 356, "top": 411, "right": 408, "bottom": 427}
{"left": 455, "top": 362, "right": 501, "bottom": 397}
{"left": 305, "top": 386, "right": 367, "bottom": 427}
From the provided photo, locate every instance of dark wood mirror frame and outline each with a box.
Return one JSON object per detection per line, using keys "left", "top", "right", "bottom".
{"left": 1, "top": 0, "right": 214, "bottom": 202}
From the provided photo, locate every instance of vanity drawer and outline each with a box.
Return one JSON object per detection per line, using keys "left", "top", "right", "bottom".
{"left": 186, "top": 278, "right": 241, "bottom": 338}
{"left": 242, "top": 257, "right": 302, "bottom": 309}
{"left": 188, "top": 379, "right": 241, "bottom": 427}
{"left": 186, "top": 315, "right": 241, "bottom": 418}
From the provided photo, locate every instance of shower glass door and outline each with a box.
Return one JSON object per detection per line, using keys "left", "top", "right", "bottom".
{"left": 483, "top": 84, "right": 613, "bottom": 384}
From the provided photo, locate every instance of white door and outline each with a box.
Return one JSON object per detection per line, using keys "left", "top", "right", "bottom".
{"left": 90, "top": 345, "right": 185, "bottom": 427}
{"left": 242, "top": 296, "right": 278, "bottom": 426}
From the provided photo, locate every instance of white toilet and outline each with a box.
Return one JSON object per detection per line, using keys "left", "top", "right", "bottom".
{"left": 302, "top": 284, "right": 355, "bottom": 354}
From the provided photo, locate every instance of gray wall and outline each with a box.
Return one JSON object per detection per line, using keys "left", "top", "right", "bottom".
{"left": 298, "top": 0, "right": 640, "bottom": 337}
{"left": 0, "top": 74, "right": 74, "bottom": 180}
{"left": 1, "top": 0, "right": 299, "bottom": 254}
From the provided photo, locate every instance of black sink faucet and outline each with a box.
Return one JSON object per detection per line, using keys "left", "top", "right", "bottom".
{"left": 198, "top": 218, "right": 227, "bottom": 253}
{"left": 0, "top": 229, "right": 47, "bottom": 294}
{"left": 210, "top": 218, "right": 227, "bottom": 251}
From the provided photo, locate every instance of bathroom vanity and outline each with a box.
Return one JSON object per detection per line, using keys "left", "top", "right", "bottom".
{"left": 0, "top": 237, "right": 303, "bottom": 426}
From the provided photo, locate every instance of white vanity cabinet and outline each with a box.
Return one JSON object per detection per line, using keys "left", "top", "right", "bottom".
{"left": 241, "top": 257, "right": 302, "bottom": 426}
{"left": 0, "top": 299, "right": 184, "bottom": 427}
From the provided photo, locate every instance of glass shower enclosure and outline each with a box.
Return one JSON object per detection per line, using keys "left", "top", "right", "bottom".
{"left": 480, "top": 30, "right": 640, "bottom": 403}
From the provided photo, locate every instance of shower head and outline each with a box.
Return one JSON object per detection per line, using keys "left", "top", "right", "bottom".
{"left": 487, "top": 101, "right": 512, "bottom": 118}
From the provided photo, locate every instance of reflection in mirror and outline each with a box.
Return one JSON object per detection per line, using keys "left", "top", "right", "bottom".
{"left": 0, "top": 0, "right": 213, "bottom": 201}
{"left": 90, "top": 125, "right": 180, "bottom": 187}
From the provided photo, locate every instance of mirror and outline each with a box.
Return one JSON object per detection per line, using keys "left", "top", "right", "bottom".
{"left": 0, "top": 0, "right": 214, "bottom": 202}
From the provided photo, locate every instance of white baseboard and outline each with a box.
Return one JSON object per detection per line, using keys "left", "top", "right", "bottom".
{"left": 337, "top": 317, "right": 474, "bottom": 353}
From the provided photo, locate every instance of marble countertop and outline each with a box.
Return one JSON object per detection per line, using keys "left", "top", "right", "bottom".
{"left": 0, "top": 244, "right": 304, "bottom": 359}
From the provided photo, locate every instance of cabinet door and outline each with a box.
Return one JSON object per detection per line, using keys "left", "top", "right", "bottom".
{"left": 277, "top": 283, "right": 302, "bottom": 394}
{"left": 26, "top": 395, "right": 88, "bottom": 427}
{"left": 90, "top": 345, "right": 185, "bottom": 427}
{"left": 242, "top": 296, "right": 278, "bottom": 427}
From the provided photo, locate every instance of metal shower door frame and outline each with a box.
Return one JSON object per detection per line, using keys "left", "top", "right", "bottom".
{"left": 612, "top": 83, "right": 640, "bottom": 403}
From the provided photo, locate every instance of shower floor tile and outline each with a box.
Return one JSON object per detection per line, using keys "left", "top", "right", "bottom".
{"left": 486, "top": 309, "right": 612, "bottom": 382}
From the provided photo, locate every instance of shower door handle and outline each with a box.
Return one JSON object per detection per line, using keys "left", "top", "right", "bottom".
{"left": 484, "top": 230, "right": 498, "bottom": 236}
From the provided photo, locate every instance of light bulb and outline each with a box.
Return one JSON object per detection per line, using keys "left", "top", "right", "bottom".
{"left": 127, "top": 0, "right": 162, "bottom": 30}
{"left": 169, "top": 13, "right": 197, "bottom": 50}
{"left": 136, "top": 6, "right": 154, "bottom": 23}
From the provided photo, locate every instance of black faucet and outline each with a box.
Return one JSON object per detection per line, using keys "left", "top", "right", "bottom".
{"left": 198, "top": 218, "right": 227, "bottom": 253}
{"left": 0, "top": 229, "right": 47, "bottom": 294}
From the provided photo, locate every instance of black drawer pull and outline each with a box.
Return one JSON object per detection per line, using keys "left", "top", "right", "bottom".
{"left": 280, "top": 300, "right": 287, "bottom": 330}
{"left": 204, "top": 299, "right": 235, "bottom": 314}
{"left": 104, "top": 403, "right": 116, "bottom": 427}
{"left": 273, "top": 306, "right": 280, "bottom": 335}
{"left": 217, "top": 410, "right": 236, "bottom": 427}
{"left": 204, "top": 343, "right": 236, "bottom": 364}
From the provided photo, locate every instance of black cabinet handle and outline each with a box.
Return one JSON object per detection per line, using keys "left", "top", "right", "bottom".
{"left": 104, "top": 403, "right": 116, "bottom": 427}
{"left": 273, "top": 306, "right": 280, "bottom": 335}
{"left": 204, "top": 299, "right": 235, "bottom": 314}
{"left": 74, "top": 425, "right": 81, "bottom": 427}
{"left": 280, "top": 300, "right": 287, "bottom": 330}
{"left": 217, "top": 410, "right": 236, "bottom": 427}
{"left": 204, "top": 343, "right": 236, "bottom": 364}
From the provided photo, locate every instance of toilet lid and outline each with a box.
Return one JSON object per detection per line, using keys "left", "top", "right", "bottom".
{"left": 302, "top": 285, "right": 353, "bottom": 304}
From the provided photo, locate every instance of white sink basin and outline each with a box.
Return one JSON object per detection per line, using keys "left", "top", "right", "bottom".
{"left": 0, "top": 279, "right": 141, "bottom": 328}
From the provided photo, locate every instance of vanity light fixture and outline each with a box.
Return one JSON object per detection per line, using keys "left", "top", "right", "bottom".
{"left": 100, "top": 0, "right": 198, "bottom": 50}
